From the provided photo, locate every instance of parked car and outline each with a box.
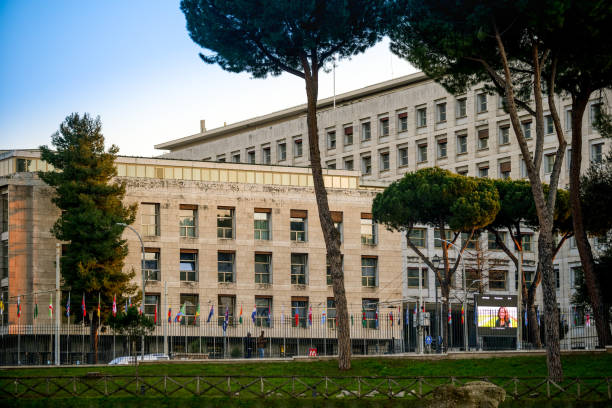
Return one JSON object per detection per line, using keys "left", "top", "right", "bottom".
{"left": 108, "top": 353, "right": 169, "bottom": 365}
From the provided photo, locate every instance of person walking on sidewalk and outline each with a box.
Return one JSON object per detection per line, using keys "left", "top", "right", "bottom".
{"left": 257, "top": 330, "right": 267, "bottom": 358}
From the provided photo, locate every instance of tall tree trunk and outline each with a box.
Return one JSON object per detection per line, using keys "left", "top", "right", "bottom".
{"left": 302, "top": 57, "right": 350, "bottom": 370}
{"left": 441, "top": 284, "right": 450, "bottom": 351}
{"left": 527, "top": 267, "right": 542, "bottom": 348}
{"left": 570, "top": 93, "right": 611, "bottom": 347}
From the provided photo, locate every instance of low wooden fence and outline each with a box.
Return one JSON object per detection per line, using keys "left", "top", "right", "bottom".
{"left": 0, "top": 375, "right": 610, "bottom": 402}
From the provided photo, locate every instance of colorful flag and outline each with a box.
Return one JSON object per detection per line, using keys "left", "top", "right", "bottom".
{"left": 207, "top": 304, "right": 214, "bottom": 323}
{"left": 66, "top": 292, "right": 71, "bottom": 318}
{"left": 125, "top": 300, "right": 128, "bottom": 313}
{"left": 397, "top": 306, "right": 401, "bottom": 326}
{"left": 17, "top": 296, "right": 21, "bottom": 318}
{"left": 48, "top": 294, "right": 53, "bottom": 317}
{"left": 586, "top": 313, "right": 591, "bottom": 327}
{"left": 308, "top": 306, "right": 312, "bottom": 327}
{"left": 375, "top": 306, "right": 379, "bottom": 329}
{"left": 524, "top": 309, "right": 528, "bottom": 327}
{"left": 223, "top": 306, "right": 229, "bottom": 333}
{"left": 251, "top": 306, "right": 257, "bottom": 324}
{"left": 239, "top": 304, "right": 243, "bottom": 324}
{"left": 461, "top": 305, "right": 464, "bottom": 325}
{"left": 351, "top": 314, "right": 354, "bottom": 326}
{"left": 97, "top": 293, "right": 100, "bottom": 319}
{"left": 294, "top": 312, "right": 299, "bottom": 327}
{"left": 168, "top": 307, "right": 172, "bottom": 323}
{"left": 195, "top": 304, "right": 201, "bottom": 321}
{"left": 537, "top": 309, "right": 540, "bottom": 326}
{"left": 81, "top": 293, "right": 86, "bottom": 317}
{"left": 266, "top": 307, "right": 271, "bottom": 327}
{"left": 362, "top": 308, "right": 366, "bottom": 328}
{"left": 154, "top": 303, "right": 158, "bottom": 324}
{"left": 128, "top": 297, "right": 132, "bottom": 307}
{"left": 34, "top": 296, "right": 38, "bottom": 320}
{"left": 321, "top": 307, "right": 327, "bottom": 325}
{"left": 405, "top": 307, "right": 409, "bottom": 326}
{"left": 179, "top": 303, "right": 187, "bottom": 323}
{"left": 448, "top": 305, "right": 452, "bottom": 324}
{"left": 112, "top": 294, "right": 116, "bottom": 317}
{"left": 389, "top": 311, "right": 394, "bottom": 325}
{"left": 0, "top": 294, "right": 4, "bottom": 315}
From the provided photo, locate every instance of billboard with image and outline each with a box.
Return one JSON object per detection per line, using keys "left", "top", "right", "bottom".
{"left": 475, "top": 294, "right": 517, "bottom": 337}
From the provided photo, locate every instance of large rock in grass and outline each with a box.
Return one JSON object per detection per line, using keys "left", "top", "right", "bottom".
{"left": 428, "top": 381, "right": 506, "bottom": 408}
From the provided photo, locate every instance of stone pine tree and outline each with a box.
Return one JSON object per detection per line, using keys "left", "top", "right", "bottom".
{"left": 179, "top": 0, "right": 388, "bottom": 370}
{"left": 387, "top": 0, "right": 568, "bottom": 380}
{"left": 372, "top": 168, "right": 499, "bottom": 349}
{"left": 39, "top": 113, "right": 138, "bottom": 360}
{"left": 487, "top": 179, "right": 572, "bottom": 347}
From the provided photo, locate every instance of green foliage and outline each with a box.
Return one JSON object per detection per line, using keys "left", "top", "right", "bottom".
{"left": 39, "top": 113, "right": 138, "bottom": 322}
{"left": 180, "top": 0, "right": 388, "bottom": 79}
{"left": 108, "top": 305, "right": 154, "bottom": 340}
{"left": 580, "top": 153, "right": 612, "bottom": 236}
{"left": 372, "top": 167, "right": 499, "bottom": 233}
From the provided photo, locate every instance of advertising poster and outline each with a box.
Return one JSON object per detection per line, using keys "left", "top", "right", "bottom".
{"left": 475, "top": 294, "right": 517, "bottom": 337}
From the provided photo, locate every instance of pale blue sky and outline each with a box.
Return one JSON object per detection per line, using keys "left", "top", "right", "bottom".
{"left": 0, "top": 1, "right": 416, "bottom": 157}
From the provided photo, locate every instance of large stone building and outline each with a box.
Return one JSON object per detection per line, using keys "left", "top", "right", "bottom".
{"left": 155, "top": 72, "right": 610, "bottom": 316}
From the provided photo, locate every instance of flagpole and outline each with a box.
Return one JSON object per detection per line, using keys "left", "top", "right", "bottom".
{"left": 163, "top": 281, "right": 167, "bottom": 356}
{"left": 55, "top": 243, "right": 61, "bottom": 366}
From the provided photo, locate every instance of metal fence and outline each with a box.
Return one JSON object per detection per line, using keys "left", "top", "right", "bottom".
{"left": 0, "top": 304, "right": 604, "bottom": 365}
{"left": 1, "top": 374, "right": 610, "bottom": 402}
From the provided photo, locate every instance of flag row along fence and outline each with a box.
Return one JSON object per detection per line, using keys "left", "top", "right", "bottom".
{"left": 0, "top": 375, "right": 610, "bottom": 401}
{"left": 0, "top": 304, "right": 604, "bottom": 366}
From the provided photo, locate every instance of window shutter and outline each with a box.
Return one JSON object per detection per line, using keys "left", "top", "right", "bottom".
{"left": 180, "top": 248, "right": 198, "bottom": 254}
{"left": 344, "top": 126, "right": 353, "bottom": 135}
{"left": 254, "top": 207, "right": 271, "bottom": 213}
{"left": 398, "top": 112, "right": 408, "bottom": 119}
{"left": 437, "top": 138, "right": 447, "bottom": 144}
{"left": 479, "top": 163, "right": 489, "bottom": 170}
{"left": 418, "top": 143, "right": 427, "bottom": 148}
{"left": 291, "top": 209, "right": 307, "bottom": 218}
{"left": 361, "top": 212, "right": 372, "bottom": 220}
{"left": 478, "top": 128, "right": 489, "bottom": 139}
{"left": 305, "top": 255, "right": 309, "bottom": 285}
{"left": 145, "top": 247, "right": 160, "bottom": 253}
{"left": 380, "top": 117, "right": 389, "bottom": 122}
{"left": 331, "top": 211, "right": 343, "bottom": 223}
{"left": 180, "top": 204, "right": 197, "bottom": 210}
{"left": 500, "top": 162, "right": 511, "bottom": 173}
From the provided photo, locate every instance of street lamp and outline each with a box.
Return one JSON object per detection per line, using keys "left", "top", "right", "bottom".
{"left": 432, "top": 254, "right": 442, "bottom": 352}
{"left": 117, "top": 222, "right": 146, "bottom": 361}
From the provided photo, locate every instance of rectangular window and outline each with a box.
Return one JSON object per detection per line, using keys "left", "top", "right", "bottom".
{"left": 218, "top": 251, "right": 235, "bottom": 283}
{"left": 478, "top": 128, "right": 489, "bottom": 150}
{"left": 290, "top": 209, "right": 307, "bottom": 242}
{"left": 327, "top": 160, "right": 336, "bottom": 169}
{"left": 361, "top": 122, "right": 371, "bottom": 141}
{"left": 591, "top": 143, "right": 604, "bottom": 163}
{"left": 437, "top": 139, "right": 447, "bottom": 159}
{"left": 327, "top": 298, "right": 336, "bottom": 328}
{"left": 488, "top": 232, "right": 507, "bottom": 250}
{"left": 489, "top": 270, "right": 507, "bottom": 291}
{"left": 456, "top": 97, "right": 467, "bottom": 118}
{"left": 398, "top": 146, "right": 409, "bottom": 167}
{"left": 499, "top": 161, "right": 511, "bottom": 179}
{"left": 217, "top": 207, "right": 234, "bottom": 239}
{"left": 218, "top": 295, "right": 236, "bottom": 326}
{"left": 232, "top": 152, "right": 240, "bottom": 163}
{"left": 255, "top": 297, "right": 272, "bottom": 327}
{"left": 379, "top": 117, "right": 389, "bottom": 138}
{"left": 436, "top": 102, "right": 447, "bottom": 123}
{"left": 262, "top": 146, "right": 271, "bottom": 164}
{"left": 522, "top": 234, "right": 533, "bottom": 252}
{"left": 590, "top": 102, "right": 602, "bottom": 125}
{"left": 180, "top": 250, "right": 197, "bottom": 282}
{"left": 499, "top": 125, "right": 510, "bottom": 145}
{"left": 477, "top": 93, "right": 487, "bottom": 113}
{"left": 144, "top": 294, "right": 160, "bottom": 325}
{"left": 466, "top": 269, "right": 480, "bottom": 289}
{"left": 254, "top": 209, "right": 271, "bottom": 240}
{"left": 555, "top": 266, "right": 560, "bottom": 289}
{"left": 434, "top": 229, "right": 453, "bottom": 247}
{"left": 462, "top": 232, "right": 479, "bottom": 249}
{"left": 545, "top": 153, "right": 555, "bottom": 174}
{"left": 277, "top": 142, "right": 287, "bottom": 161}
{"left": 457, "top": 134, "right": 467, "bottom": 154}
{"left": 361, "top": 155, "right": 372, "bottom": 175}
{"left": 398, "top": 112, "right": 408, "bottom": 132}
{"left": 247, "top": 150, "right": 256, "bottom": 164}
{"left": 179, "top": 294, "right": 198, "bottom": 326}
{"left": 141, "top": 203, "right": 160, "bottom": 236}
{"left": 143, "top": 248, "right": 160, "bottom": 281}
{"left": 291, "top": 253, "right": 308, "bottom": 285}
{"left": 360, "top": 213, "right": 377, "bottom": 245}
{"left": 379, "top": 151, "right": 390, "bottom": 171}
{"left": 520, "top": 158, "right": 528, "bottom": 178}
{"left": 1, "top": 241, "right": 7, "bottom": 280}
{"left": 327, "top": 130, "right": 336, "bottom": 149}
{"left": 216, "top": 154, "right": 226, "bottom": 162}
{"left": 291, "top": 298, "right": 308, "bottom": 328}
{"left": 522, "top": 121, "right": 532, "bottom": 139}
{"left": 361, "top": 256, "right": 378, "bottom": 287}
{"left": 344, "top": 126, "right": 353, "bottom": 146}
{"left": 344, "top": 157, "right": 354, "bottom": 171}
{"left": 546, "top": 115, "right": 554, "bottom": 134}
{"left": 362, "top": 298, "right": 379, "bottom": 329}
{"left": 294, "top": 138, "right": 303, "bottom": 157}
{"left": 416, "top": 107, "right": 427, "bottom": 128}
{"left": 1, "top": 195, "right": 7, "bottom": 233}
{"left": 179, "top": 204, "right": 197, "bottom": 238}
{"left": 407, "top": 267, "right": 428, "bottom": 288}
{"left": 255, "top": 253, "right": 272, "bottom": 284}
{"left": 571, "top": 266, "right": 582, "bottom": 288}
{"left": 417, "top": 143, "right": 428, "bottom": 162}
{"left": 332, "top": 211, "right": 343, "bottom": 243}
{"left": 478, "top": 164, "right": 489, "bottom": 178}
{"left": 408, "top": 228, "right": 426, "bottom": 248}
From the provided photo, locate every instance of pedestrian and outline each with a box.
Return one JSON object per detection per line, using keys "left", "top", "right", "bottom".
{"left": 246, "top": 332, "right": 252, "bottom": 358}
{"left": 257, "top": 330, "right": 267, "bottom": 358}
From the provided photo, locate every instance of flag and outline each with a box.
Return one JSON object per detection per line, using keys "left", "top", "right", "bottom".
{"left": 81, "top": 293, "right": 86, "bottom": 317}
{"left": 537, "top": 309, "right": 540, "bottom": 326}
{"left": 239, "top": 305, "right": 243, "bottom": 324}
{"left": 154, "top": 303, "right": 158, "bottom": 324}
{"left": 125, "top": 300, "right": 128, "bottom": 313}
{"left": 34, "top": 296, "right": 38, "bottom": 320}
{"left": 405, "top": 307, "right": 409, "bottom": 326}
{"left": 251, "top": 306, "right": 257, "bottom": 324}
{"left": 207, "top": 304, "right": 214, "bottom": 323}
{"left": 448, "top": 306, "right": 452, "bottom": 325}
{"left": 112, "top": 294, "right": 116, "bottom": 317}
{"left": 362, "top": 308, "right": 366, "bottom": 328}
{"left": 128, "top": 297, "right": 132, "bottom": 307}
{"left": 351, "top": 314, "right": 354, "bottom": 326}
{"left": 461, "top": 305, "right": 464, "bottom": 325}
{"left": 308, "top": 306, "right": 312, "bottom": 327}
{"left": 397, "top": 306, "right": 401, "bottom": 326}
{"left": 66, "top": 292, "right": 71, "bottom": 318}
{"left": 586, "top": 313, "right": 591, "bottom": 327}
{"left": 389, "top": 312, "right": 393, "bottom": 325}
{"left": 195, "top": 304, "right": 201, "bottom": 321}
{"left": 223, "top": 306, "right": 229, "bottom": 333}
{"left": 321, "top": 307, "right": 327, "bottom": 325}
{"left": 97, "top": 293, "right": 100, "bottom": 319}
{"left": 180, "top": 303, "right": 187, "bottom": 323}
{"left": 0, "top": 294, "right": 4, "bottom": 315}
{"left": 266, "top": 307, "right": 271, "bottom": 326}
{"left": 168, "top": 307, "right": 172, "bottom": 323}
{"left": 294, "top": 312, "right": 299, "bottom": 327}
{"left": 175, "top": 305, "right": 182, "bottom": 323}
{"left": 48, "top": 294, "right": 53, "bottom": 317}
{"left": 375, "top": 306, "right": 379, "bottom": 329}
{"left": 524, "top": 309, "right": 528, "bottom": 327}
{"left": 17, "top": 296, "right": 21, "bottom": 318}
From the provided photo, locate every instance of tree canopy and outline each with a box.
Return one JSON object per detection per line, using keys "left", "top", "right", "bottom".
{"left": 39, "top": 113, "right": 138, "bottom": 322}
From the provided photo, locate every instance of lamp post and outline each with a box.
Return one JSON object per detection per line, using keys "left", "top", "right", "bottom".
{"left": 432, "top": 254, "right": 442, "bottom": 352}
{"left": 434, "top": 238, "right": 467, "bottom": 351}
{"left": 117, "top": 223, "right": 146, "bottom": 361}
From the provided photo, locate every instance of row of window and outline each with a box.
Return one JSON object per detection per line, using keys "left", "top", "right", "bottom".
{"left": 143, "top": 293, "right": 382, "bottom": 329}
{"left": 407, "top": 230, "right": 533, "bottom": 252}
{"left": 145, "top": 249, "right": 380, "bottom": 288}
{"left": 141, "top": 204, "right": 378, "bottom": 245}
